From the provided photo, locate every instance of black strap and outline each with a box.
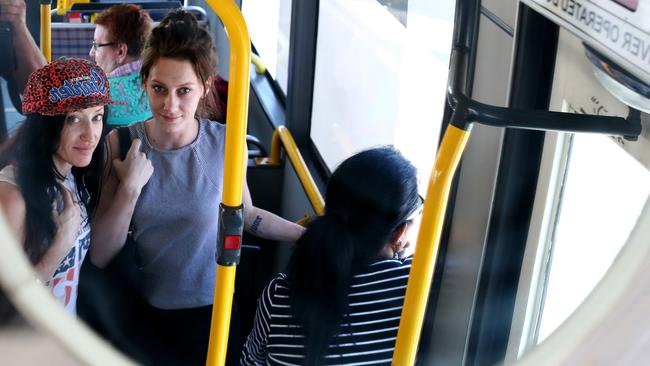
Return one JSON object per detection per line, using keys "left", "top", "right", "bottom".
{"left": 117, "top": 127, "right": 132, "bottom": 160}
{"left": 115, "top": 126, "right": 142, "bottom": 268}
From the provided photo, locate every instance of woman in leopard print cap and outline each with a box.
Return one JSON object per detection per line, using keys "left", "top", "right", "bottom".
{"left": 0, "top": 57, "right": 117, "bottom": 314}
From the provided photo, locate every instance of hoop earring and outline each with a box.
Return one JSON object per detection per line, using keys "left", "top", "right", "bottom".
{"left": 393, "top": 240, "right": 402, "bottom": 260}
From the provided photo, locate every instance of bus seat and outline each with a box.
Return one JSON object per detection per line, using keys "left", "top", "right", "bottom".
{"left": 50, "top": 3, "right": 208, "bottom": 62}
{"left": 52, "top": 24, "right": 94, "bottom": 61}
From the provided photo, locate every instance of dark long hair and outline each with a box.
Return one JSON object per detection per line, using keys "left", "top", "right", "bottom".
{"left": 0, "top": 112, "right": 106, "bottom": 264}
{"left": 287, "top": 147, "right": 419, "bottom": 364}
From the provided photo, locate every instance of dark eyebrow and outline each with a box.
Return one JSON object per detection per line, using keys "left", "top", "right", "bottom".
{"left": 175, "top": 82, "right": 197, "bottom": 88}
{"left": 149, "top": 79, "right": 197, "bottom": 88}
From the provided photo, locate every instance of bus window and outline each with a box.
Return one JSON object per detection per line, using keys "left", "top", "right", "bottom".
{"left": 510, "top": 29, "right": 650, "bottom": 359}
{"left": 309, "top": 0, "right": 455, "bottom": 191}
{"left": 538, "top": 131, "right": 650, "bottom": 341}
{"left": 242, "top": 0, "right": 292, "bottom": 93}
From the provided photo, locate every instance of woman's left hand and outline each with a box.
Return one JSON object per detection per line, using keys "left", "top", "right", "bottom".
{"left": 52, "top": 187, "right": 81, "bottom": 251}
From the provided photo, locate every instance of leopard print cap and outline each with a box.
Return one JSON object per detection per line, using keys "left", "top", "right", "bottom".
{"left": 22, "top": 57, "right": 119, "bottom": 116}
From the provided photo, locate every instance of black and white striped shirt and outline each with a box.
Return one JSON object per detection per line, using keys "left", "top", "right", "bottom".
{"left": 240, "top": 256, "right": 412, "bottom": 365}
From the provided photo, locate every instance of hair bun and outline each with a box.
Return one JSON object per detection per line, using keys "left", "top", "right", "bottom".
{"left": 162, "top": 9, "right": 198, "bottom": 27}
{"left": 141, "top": 9, "right": 217, "bottom": 87}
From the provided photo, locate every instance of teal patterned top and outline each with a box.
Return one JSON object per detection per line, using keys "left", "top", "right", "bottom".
{"left": 107, "top": 72, "right": 151, "bottom": 126}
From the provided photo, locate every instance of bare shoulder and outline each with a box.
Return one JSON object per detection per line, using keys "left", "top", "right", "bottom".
{"left": 100, "top": 129, "right": 122, "bottom": 182}
{"left": 0, "top": 182, "right": 27, "bottom": 238}
{"left": 0, "top": 182, "right": 25, "bottom": 215}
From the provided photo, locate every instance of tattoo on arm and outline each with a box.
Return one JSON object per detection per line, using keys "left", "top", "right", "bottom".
{"left": 250, "top": 215, "right": 262, "bottom": 234}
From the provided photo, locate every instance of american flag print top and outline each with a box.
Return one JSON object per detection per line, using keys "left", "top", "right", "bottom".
{"left": 47, "top": 172, "right": 91, "bottom": 315}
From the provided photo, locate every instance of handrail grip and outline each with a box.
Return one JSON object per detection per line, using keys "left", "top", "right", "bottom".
{"left": 268, "top": 126, "right": 325, "bottom": 217}
{"left": 40, "top": 1, "right": 52, "bottom": 62}
{"left": 203, "top": 1, "right": 250, "bottom": 366}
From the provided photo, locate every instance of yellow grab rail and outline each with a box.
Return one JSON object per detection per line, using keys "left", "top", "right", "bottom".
{"left": 40, "top": 1, "right": 52, "bottom": 62}
{"left": 251, "top": 53, "right": 266, "bottom": 74}
{"left": 261, "top": 126, "right": 325, "bottom": 216}
{"left": 392, "top": 125, "right": 470, "bottom": 365}
{"left": 204, "top": 1, "right": 250, "bottom": 366}
{"left": 56, "top": 0, "right": 68, "bottom": 15}
{"left": 0, "top": 213, "right": 134, "bottom": 365}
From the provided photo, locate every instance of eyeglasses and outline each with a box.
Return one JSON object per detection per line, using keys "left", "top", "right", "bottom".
{"left": 405, "top": 194, "right": 425, "bottom": 222}
{"left": 91, "top": 41, "right": 117, "bottom": 51}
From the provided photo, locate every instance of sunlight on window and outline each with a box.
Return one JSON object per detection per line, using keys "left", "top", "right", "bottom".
{"left": 242, "top": 0, "right": 292, "bottom": 92}
{"left": 310, "top": 0, "right": 455, "bottom": 195}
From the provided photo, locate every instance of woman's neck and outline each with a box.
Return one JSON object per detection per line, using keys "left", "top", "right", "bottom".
{"left": 145, "top": 117, "right": 200, "bottom": 150}
{"left": 122, "top": 55, "right": 139, "bottom": 66}
{"left": 52, "top": 154, "right": 71, "bottom": 179}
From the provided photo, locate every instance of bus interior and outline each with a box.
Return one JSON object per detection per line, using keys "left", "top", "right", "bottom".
{"left": 0, "top": 0, "right": 649, "bottom": 365}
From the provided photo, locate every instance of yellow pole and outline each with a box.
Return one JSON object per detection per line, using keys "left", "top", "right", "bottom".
{"left": 203, "top": 1, "right": 250, "bottom": 366}
{"left": 276, "top": 127, "right": 325, "bottom": 216}
{"left": 267, "top": 129, "right": 282, "bottom": 165}
{"left": 40, "top": 1, "right": 52, "bottom": 62}
{"left": 250, "top": 53, "right": 266, "bottom": 74}
{"left": 56, "top": 0, "right": 67, "bottom": 15}
{"left": 207, "top": 265, "right": 236, "bottom": 366}
{"left": 392, "top": 125, "right": 470, "bottom": 365}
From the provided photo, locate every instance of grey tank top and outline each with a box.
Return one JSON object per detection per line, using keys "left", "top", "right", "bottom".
{"left": 128, "top": 118, "right": 225, "bottom": 309}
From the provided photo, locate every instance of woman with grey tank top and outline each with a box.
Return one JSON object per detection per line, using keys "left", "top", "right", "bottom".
{"left": 89, "top": 10, "right": 305, "bottom": 366}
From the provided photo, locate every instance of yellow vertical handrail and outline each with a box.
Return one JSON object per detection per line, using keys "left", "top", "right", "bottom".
{"left": 40, "top": 1, "right": 52, "bottom": 62}
{"left": 392, "top": 125, "right": 470, "bottom": 365}
{"left": 56, "top": 0, "right": 68, "bottom": 15}
{"left": 267, "top": 128, "right": 282, "bottom": 165}
{"left": 203, "top": 1, "right": 250, "bottom": 366}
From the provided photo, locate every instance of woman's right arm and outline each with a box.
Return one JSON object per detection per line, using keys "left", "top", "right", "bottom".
{"left": 90, "top": 132, "right": 153, "bottom": 268}
{"left": 0, "top": 182, "right": 26, "bottom": 244}
{"left": 0, "top": 0, "right": 47, "bottom": 89}
{"left": 0, "top": 183, "right": 80, "bottom": 281}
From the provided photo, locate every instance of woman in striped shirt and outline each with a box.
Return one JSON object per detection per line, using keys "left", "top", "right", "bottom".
{"left": 240, "top": 147, "right": 422, "bottom": 365}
